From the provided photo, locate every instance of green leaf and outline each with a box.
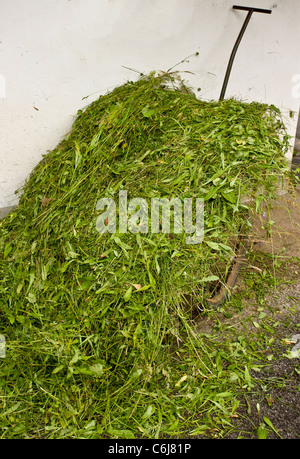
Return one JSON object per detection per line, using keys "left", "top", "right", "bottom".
{"left": 130, "top": 368, "right": 143, "bottom": 380}
{"left": 205, "top": 241, "right": 221, "bottom": 251}
{"left": 142, "top": 404, "right": 155, "bottom": 420}
{"left": 244, "top": 365, "right": 252, "bottom": 387}
{"left": 199, "top": 275, "right": 219, "bottom": 283}
{"left": 142, "top": 107, "right": 156, "bottom": 118}
{"left": 69, "top": 354, "right": 79, "bottom": 366}
{"left": 3, "top": 244, "right": 12, "bottom": 258}
{"left": 2, "top": 402, "right": 22, "bottom": 417}
{"left": 113, "top": 235, "right": 132, "bottom": 251}
{"left": 74, "top": 141, "right": 82, "bottom": 169}
{"left": 107, "top": 428, "right": 135, "bottom": 439}
{"left": 78, "top": 363, "right": 105, "bottom": 378}
{"left": 218, "top": 243, "right": 233, "bottom": 252}
{"left": 263, "top": 416, "right": 282, "bottom": 438}
{"left": 221, "top": 190, "right": 237, "bottom": 203}
{"left": 190, "top": 425, "right": 209, "bottom": 435}
{"left": 203, "top": 185, "right": 223, "bottom": 201}
{"left": 257, "top": 424, "right": 268, "bottom": 439}
{"left": 124, "top": 285, "right": 132, "bottom": 302}
{"left": 16, "top": 282, "right": 24, "bottom": 294}
{"left": 52, "top": 365, "right": 65, "bottom": 374}
{"left": 41, "top": 264, "right": 48, "bottom": 281}
{"left": 26, "top": 293, "right": 36, "bottom": 304}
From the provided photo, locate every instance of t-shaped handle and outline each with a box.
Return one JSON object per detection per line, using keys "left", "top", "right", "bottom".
{"left": 219, "top": 5, "right": 272, "bottom": 100}
{"left": 233, "top": 5, "right": 272, "bottom": 14}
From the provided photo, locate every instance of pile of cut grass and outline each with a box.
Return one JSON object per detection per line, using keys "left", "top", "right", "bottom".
{"left": 0, "top": 72, "right": 292, "bottom": 438}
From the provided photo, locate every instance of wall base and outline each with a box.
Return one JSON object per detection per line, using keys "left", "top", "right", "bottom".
{"left": 0, "top": 206, "right": 15, "bottom": 220}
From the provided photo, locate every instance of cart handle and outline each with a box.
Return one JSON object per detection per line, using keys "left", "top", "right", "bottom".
{"left": 219, "top": 5, "right": 272, "bottom": 101}
{"left": 233, "top": 5, "right": 272, "bottom": 14}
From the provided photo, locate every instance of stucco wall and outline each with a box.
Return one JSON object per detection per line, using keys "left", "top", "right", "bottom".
{"left": 0, "top": 0, "right": 299, "bottom": 208}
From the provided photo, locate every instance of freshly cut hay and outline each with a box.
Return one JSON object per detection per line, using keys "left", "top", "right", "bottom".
{"left": 0, "top": 72, "right": 291, "bottom": 437}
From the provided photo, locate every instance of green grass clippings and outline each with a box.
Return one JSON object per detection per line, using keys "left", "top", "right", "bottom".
{"left": 0, "top": 71, "right": 294, "bottom": 438}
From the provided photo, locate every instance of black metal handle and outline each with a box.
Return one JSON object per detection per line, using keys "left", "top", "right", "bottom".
{"left": 219, "top": 5, "right": 272, "bottom": 101}
{"left": 233, "top": 5, "right": 272, "bottom": 14}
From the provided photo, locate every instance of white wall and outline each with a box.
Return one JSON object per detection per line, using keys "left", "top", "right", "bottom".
{"left": 0, "top": 0, "right": 299, "bottom": 208}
